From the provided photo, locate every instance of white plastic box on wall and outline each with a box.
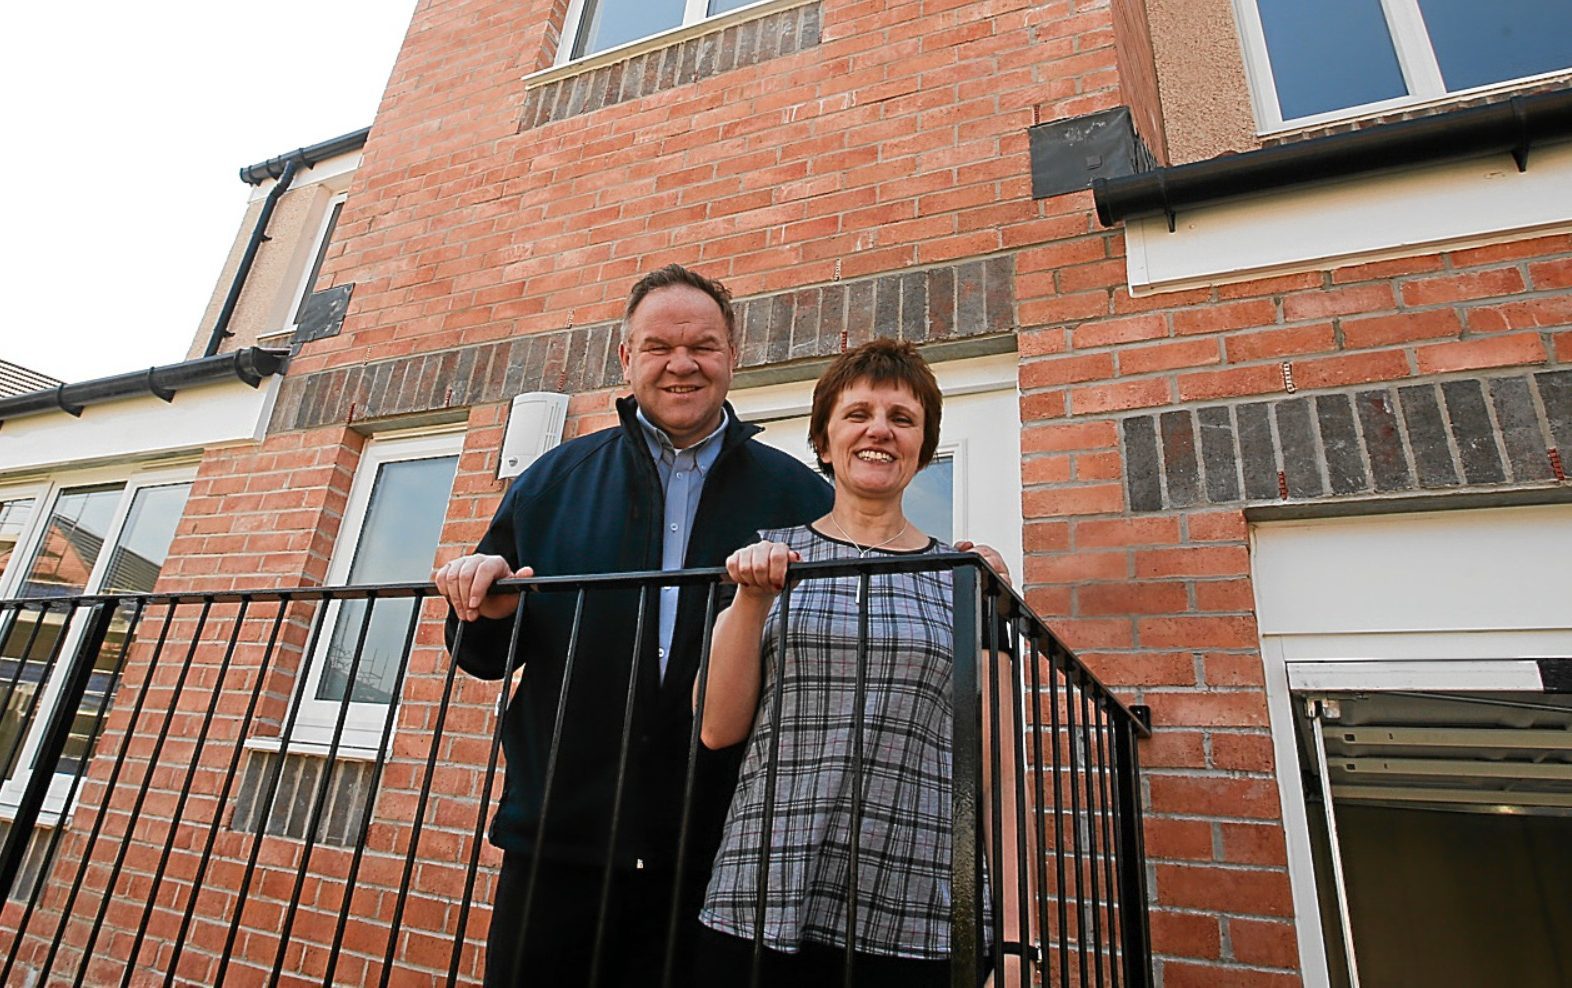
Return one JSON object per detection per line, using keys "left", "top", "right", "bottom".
{"left": 498, "top": 392, "right": 569, "bottom": 480}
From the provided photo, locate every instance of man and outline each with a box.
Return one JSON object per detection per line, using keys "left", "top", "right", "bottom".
{"left": 436, "top": 264, "right": 833, "bottom": 986}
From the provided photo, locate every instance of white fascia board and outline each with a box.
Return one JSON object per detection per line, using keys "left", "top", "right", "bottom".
{"left": 1125, "top": 139, "right": 1572, "bottom": 296}
{"left": 246, "top": 148, "right": 361, "bottom": 203}
{"left": 0, "top": 376, "right": 280, "bottom": 476}
{"left": 1285, "top": 658, "right": 1548, "bottom": 692}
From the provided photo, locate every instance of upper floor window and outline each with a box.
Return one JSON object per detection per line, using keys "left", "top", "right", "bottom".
{"left": 1237, "top": 0, "right": 1572, "bottom": 129}
{"left": 563, "top": 0, "right": 764, "bottom": 60}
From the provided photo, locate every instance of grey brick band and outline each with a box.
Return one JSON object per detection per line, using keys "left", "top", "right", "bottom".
{"left": 1121, "top": 369, "right": 1572, "bottom": 511}
{"left": 272, "top": 255, "right": 1016, "bottom": 432}
{"left": 521, "top": 4, "right": 822, "bottom": 130}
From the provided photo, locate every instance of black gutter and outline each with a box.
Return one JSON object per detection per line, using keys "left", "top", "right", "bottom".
{"left": 1093, "top": 88, "right": 1572, "bottom": 229}
{"left": 239, "top": 126, "right": 371, "bottom": 186}
{"left": 0, "top": 348, "right": 288, "bottom": 428}
{"left": 203, "top": 158, "right": 300, "bottom": 357}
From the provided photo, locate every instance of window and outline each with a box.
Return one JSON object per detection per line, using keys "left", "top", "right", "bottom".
{"left": 289, "top": 196, "right": 345, "bottom": 329}
{"left": 1236, "top": 0, "right": 1572, "bottom": 129}
{"left": 290, "top": 432, "right": 460, "bottom": 751}
{"left": 562, "top": 0, "right": 768, "bottom": 60}
{"left": 0, "top": 469, "right": 193, "bottom": 818}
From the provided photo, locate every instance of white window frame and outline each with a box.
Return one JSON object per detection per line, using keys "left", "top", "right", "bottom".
{"left": 257, "top": 188, "right": 350, "bottom": 347}
{"left": 284, "top": 430, "right": 462, "bottom": 755}
{"left": 0, "top": 482, "right": 51, "bottom": 598}
{"left": 0, "top": 464, "right": 198, "bottom": 823}
{"left": 1233, "top": 0, "right": 1572, "bottom": 132}
{"left": 556, "top": 0, "right": 773, "bottom": 65}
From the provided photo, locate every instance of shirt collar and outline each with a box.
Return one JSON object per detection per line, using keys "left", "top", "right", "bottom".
{"left": 635, "top": 405, "right": 729, "bottom": 470}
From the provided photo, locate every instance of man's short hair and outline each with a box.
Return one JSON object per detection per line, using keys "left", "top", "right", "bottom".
{"left": 808, "top": 338, "right": 942, "bottom": 477}
{"left": 622, "top": 263, "right": 737, "bottom": 343}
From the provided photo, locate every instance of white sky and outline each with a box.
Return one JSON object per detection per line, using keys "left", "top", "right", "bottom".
{"left": 0, "top": 1, "right": 420, "bottom": 383}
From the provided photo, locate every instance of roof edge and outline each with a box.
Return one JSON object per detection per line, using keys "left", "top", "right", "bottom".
{"left": 239, "top": 126, "right": 372, "bottom": 186}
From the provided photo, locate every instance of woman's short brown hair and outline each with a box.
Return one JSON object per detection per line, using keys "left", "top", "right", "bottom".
{"left": 808, "top": 339, "right": 942, "bottom": 477}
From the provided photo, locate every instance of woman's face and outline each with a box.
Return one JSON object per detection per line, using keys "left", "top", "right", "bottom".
{"left": 818, "top": 378, "right": 926, "bottom": 502}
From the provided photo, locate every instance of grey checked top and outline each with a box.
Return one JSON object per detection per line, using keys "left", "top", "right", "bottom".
{"left": 700, "top": 523, "right": 973, "bottom": 959}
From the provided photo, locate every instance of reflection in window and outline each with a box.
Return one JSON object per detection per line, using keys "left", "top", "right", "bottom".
{"left": 1415, "top": 0, "right": 1572, "bottom": 92}
{"left": 318, "top": 455, "right": 458, "bottom": 705}
{"left": 904, "top": 456, "right": 954, "bottom": 544}
{"left": 573, "top": 0, "right": 686, "bottom": 57}
{"left": 1256, "top": 0, "right": 1406, "bottom": 121}
{"left": 0, "top": 498, "right": 37, "bottom": 579}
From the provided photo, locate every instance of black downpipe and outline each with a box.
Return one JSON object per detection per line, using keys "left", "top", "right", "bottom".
{"left": 203, "top": 158, "right": 300, "bottom": 357}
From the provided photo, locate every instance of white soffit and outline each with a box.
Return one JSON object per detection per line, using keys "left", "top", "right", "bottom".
{"left": 1251, "top": 504, "right": 1572, "bottom": 637}
{"left": 1125, "top": 139, "right": 1572, "bottom": 296}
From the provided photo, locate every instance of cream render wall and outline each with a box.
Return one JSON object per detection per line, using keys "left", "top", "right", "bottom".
{"left": 1143, "top": 0, "right": 1259, "bottom": 163}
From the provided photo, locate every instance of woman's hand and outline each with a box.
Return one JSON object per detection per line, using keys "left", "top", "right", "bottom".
{"left": 725, "top": 540, "right": 801, "bottom": 601}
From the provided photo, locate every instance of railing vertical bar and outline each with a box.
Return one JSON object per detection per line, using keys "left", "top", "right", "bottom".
{"left": 1064, "top": 662, "right": 1089, "bottom": 988}
{"left": 1046, "top": 638, "right": 1069, "bottom": 988}
{"left": 164, "top": 599, "right": 291, "bottom": 988}
{"left": 379, "top": 619, "right": 467, "bottom": 988}
{"left": 513, "top": 589, "right": 584, "bottom": 981}
{"left": 35, "top": 601, "right": 178, "bottom": 986}
{"left": 0, "top": 603, "right": 25, "bottom": 718}
{"left": 1112, "top": 712, "right": 1153, "bottom": 988}
{"left": 1081, "top": 689, "right": 1105, "bottom": 988}
{"left": 983, "top": 592, "right": 1006, "bottom": 975}
{"left": 1006, "top": 618, "right": 1032, "bottom": 985}
{"left": 121, "top": 598, "right": 251, "bottom": 988}
{"left": 217, "top": 596, "right": 335, "bottom": 986}
{"left": 949, "top": 563, "right": 981, "bottom": 988}
{"left": 1025, "top": 638, "right": 1052, "bottom": 987}
{"left": 751, "top": 581, "right": 792, "bottom": 988}
{"left": 1096, "top": 702, "right": 1123, "bottom": 988}
{"left": 0, "top": 603, "right": 59, "bottom": 787}
{"left": 845, "top": 569, "right": 871, "bottom": 984}
{"left": 662, "top": 581, "right": 719, "bottom": 988}
{"left": 449, "top": 593, "right": 531, "bottom": 988}
{"left": 0, "top": 598, "right": 146, "bottom": 988}
{"left": 267, "top": 592, "right": 381, "bottom": 987}
{"left": 72, "top": 596, "right": 214, "bottom": 988}
{"left": 324, "top": 593, "right": 427, "bottom": 987}
{"left": 588, "top": 585, "right": 650, "bottom": 988}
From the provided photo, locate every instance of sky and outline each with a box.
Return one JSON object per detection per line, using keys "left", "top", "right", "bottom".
{"left": 0, "top": 1, "right": 421, "bottom": 383}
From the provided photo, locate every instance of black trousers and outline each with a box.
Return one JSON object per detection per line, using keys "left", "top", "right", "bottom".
{"left": 484, "top": 851, "right": 707, "bottom": 987}
{"left": 692, "top": 926, "right": 966, "bottom": 988}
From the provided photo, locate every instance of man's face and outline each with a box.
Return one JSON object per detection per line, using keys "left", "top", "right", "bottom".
{"left": 619, "top": 284, "right": 737, "bottom": 448}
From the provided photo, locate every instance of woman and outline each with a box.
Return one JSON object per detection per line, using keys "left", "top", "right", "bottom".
{"left": 694, "top": 339, "right": 1005, "bottom": 987}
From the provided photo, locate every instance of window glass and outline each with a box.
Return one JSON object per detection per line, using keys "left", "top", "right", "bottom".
{"left": 317, "top": 454, "right": 458, "bottom": 704}
{"left": 903, "top": 456, "right": 954, "bottom": 544}
{"left": 1257, "top": 0, "right": 1407, "bottom": 120}
{"left": 707, "top": 0, "right": 759, "bottom": 14}
{"left": 573, "top": 0, "right": 686, "bottom": 57}
{"left": 0, "top": 498, "right": 37, "bottom": 580}
{"left": 1416, "top": 0, "right": 1572, "bottom": 92}
{"left": 291, "top": 199, "right": 345, "bottom": 327}
{"left": 14, "top": 485, "right": 122, "bottom": 599}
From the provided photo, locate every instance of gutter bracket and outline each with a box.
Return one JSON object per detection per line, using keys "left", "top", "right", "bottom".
{"left": 146, "top": 368, "right": 176, "bottom": 403}
{"left": 54, "top": 385, "right": 84, "bottom": 417}
{"left": 234, "top": 353, "right": 263, "bottom": 388}
{"left": 1158, "top": 173, "right": 1176, "bottom": 233}
{"left": 1510, "top": 97, "right": 1531, "bottom": 172}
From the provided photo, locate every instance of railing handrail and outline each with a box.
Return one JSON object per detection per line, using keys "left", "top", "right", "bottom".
{"left": 0, "top": 554, "right": 1150, "bottom": 735}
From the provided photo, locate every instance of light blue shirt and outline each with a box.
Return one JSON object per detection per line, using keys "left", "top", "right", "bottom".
{"left": 636, "top": 407, "right": 728, "bottom": 679}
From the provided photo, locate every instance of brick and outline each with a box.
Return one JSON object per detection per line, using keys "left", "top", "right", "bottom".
{"left": 1187, "top": 510, "right": 1247, "bottom": 542}
{"left": 1281, "top": 283, "right": 1393, "bottom": 321}
{"left": 1465, "top": 294, "right": 1572, "bottom": 332}
{"left": 1149, "top": 910, "right": 1223, "bottom": 959}
{"left": 1224, "top": 323, "right": 1335, "bottom": 362}
{"left": 1161, "top": 961, "right": 1301, "bottom": 987}
{"left": 1215, "top": 272, "right": 1323, "bottom": 299}
{"left": 1021, "top": 352, "right": 1115, "bottom": 388}
{"left": 1026, "top": 550, "right": 1128, "bottom": 584}
{"left": 1446, "top": 233, "right": 1572, "bottom": 266}
{"left": 1291, "top": 349, "right": 1410, "bottom": 391}
{"left": 1194, "top": 579, "right": 1256, "bottom": 613}
{"left": 1073, "top": 516, "right": 1182, "bottom": 548}
{"left": 1019, "top": 291, "right": 1110, "bottom": 325}
{"left": 1138, "top": 616, "right": 1258, "bottom": 649}
{"left": 1172, "top": 299, "right": 1276, "bottom": 336}
{"left": 1177, "top": 365, "right": 1283, "bottom": 403}
{"left": 1236, "top": 402, "right": 1280, "bottom": 501}
{"left": 1023, "top": 420, "right": 1118, "bottom": 452}
{"left": 1273, "top": 398, "right": 1323, "bottom": 498}
{"left": 1314, "top": 394, "right": 1368, "bottom": 495}
{"left": 1329, "top": 253, "right": 1445, "bottom": 282}
{"left": 1219, "top": 821, "right": 1289, "bottom": 867}
{"left": 1528, "top": 256, "right": 1572, "bottom": 290}
{"left": 1077, "top": 582, "right": 1190, "bottom": 615}
{"left": 1070, "top": 378, "right": 1170, "bottom": 415}
{"left": 1355, "top": 389, "right": 1412, "bottom": 492}
{"left": 1155, "top": 863, "right": 1293, "bottom": 916}
{"left": 1537, "top": 369, "right": 1572, "bottom": 466}
{"left": 1397, "top": 384, "right": 1460, "bottom": 488}
{"left": 1073, "top": 313, "right": 1168, "bottom": 347}
{"left": 1229, "top": 917, "right": 1299, "bottom": 969}
{"left": 1135, "top": 546, "right": 1248, "bottom": 578}
{"left": 1400, "top": 267, "right": 1525, "bottom": 306}
{"left": 1489, "top": 376, "right": 1555, "bottom": 482}
{"left": 1145, "top": 817, "right": 1216, "bottom": 861}
{"left": 1160, "top": 411, "right": 1201, "bottom": 507}
{"left": 1121, "top": 338, "right": 1222, "bottom": 375}
{"left": 1022, "top": 483, "right": 1125, "bottom": 517}
{"left": 1197, "top": 406, "right": 1241, "bottom": 504}
{"left": 1440, "top": 379, "right": 1507, "bottom": 484}
{"left": 1414, "top": 332, "right": 1547, "bottom": 375}
{"left": 1081, "top": 651, "right": 1197, "bottom": 686}
{"left": 1122, "top": 415, "right": 1162, "bottom": 512}
{"left": 1340, "top": 309, "right": 1461, "bottom": 349}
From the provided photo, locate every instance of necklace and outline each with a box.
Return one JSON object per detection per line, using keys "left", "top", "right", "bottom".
{"left": 824, "top": 513, "right": 909, "bottom": 557}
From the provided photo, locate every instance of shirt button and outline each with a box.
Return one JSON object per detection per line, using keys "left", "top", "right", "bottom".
{"left": 658, "top": 647, "right": 666, "bottom": 658}
{"left": 675, "top": 471, "right": 683, "bottom": 478}
{"left": 670, "top": 523, "right": 678, "bottom": 531}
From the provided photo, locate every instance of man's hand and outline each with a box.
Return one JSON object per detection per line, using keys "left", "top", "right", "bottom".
{"left": 725, "top": 540, "right": 800, "bottom": 602}
{"left": 434, "top": 554, "right": 535, "bottom": 622}
{"left": 954, "top": 540, "right": 1012, "bottom": 589}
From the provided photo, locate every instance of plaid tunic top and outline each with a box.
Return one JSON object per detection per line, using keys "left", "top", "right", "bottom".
{"left": 700, "top": 524, "right": 973, "bottom": 959}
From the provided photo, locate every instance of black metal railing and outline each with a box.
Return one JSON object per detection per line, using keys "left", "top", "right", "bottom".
{"left": 0, "top": 555, "right": 1151, "bottom": 987}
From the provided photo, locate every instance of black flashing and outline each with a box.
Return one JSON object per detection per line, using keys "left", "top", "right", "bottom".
{"left": 1029, "top": 106, "right": 1158, "bottom": 199}
{"left": 0, "top": 347, "right": 288, "bottom": 428}
{"left": 239, "top": 127, "right": 371, "bottom": 185}
{"left": 1093, "top": 88, "right": 1572, "bottom": 228}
